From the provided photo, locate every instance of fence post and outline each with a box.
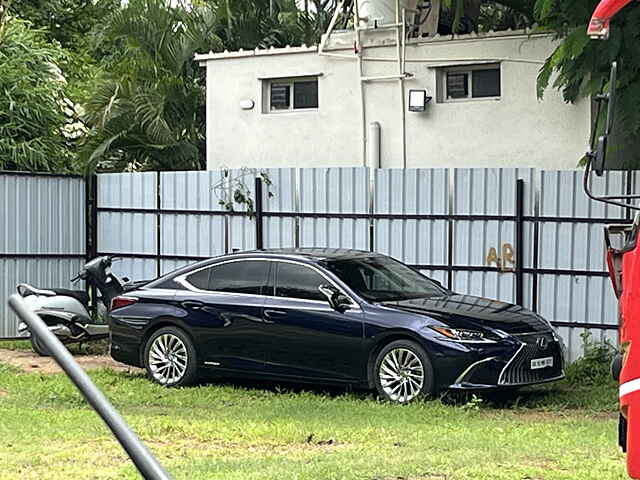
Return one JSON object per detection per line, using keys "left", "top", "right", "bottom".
{"left": 156, "top": 172, "right": 161, "bottom": 278}
{"left": 255, "top": 176, "right": 264, "bottom": 250}
{"left": 85, "top": 174, "right": 98, "bottom": 310}
{"left": 515, "top": 179, "right": 525, "bottom": 306}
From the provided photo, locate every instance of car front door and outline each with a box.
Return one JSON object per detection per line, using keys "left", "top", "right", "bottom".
{"left": 263, "top": 260, "right": 365, "bottom": 381}
{"left": 173, "top": 259, "right": 270, "bottom": 372}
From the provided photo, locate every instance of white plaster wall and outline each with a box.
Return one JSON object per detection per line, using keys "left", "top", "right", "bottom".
{"left": 204, "top": 33, "right": 590, "bottom": 170}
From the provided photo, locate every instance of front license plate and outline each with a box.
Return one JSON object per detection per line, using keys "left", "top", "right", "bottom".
{"left": 531, "top": 357, "right": 554, "bottom": 370}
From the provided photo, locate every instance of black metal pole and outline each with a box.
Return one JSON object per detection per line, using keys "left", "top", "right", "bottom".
{"left": 515, "top": 179, "right": 525, "bottom": 306}
{"left": 86, "top": 174, "right": 98, "bottom": 312}
{"left": 255, "top": 177, "right": 264, "bottom": 250}
{"left": 156, "top": 172, "right": 161, "bottom": 278}
{"left": 8, "top": 294, "right": 173, "bottom": 480}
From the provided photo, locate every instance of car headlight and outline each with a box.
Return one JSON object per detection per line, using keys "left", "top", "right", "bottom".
{"left": 430, "top": 326, "right": 495, "bottom": 343}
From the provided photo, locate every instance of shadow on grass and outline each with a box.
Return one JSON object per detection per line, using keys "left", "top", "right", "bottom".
{"left": 200, "top": 375, "right": 378, "bottom": 402}
{"left": 0, "top": 338, "right": 110, "bottom": 356}
{"left": 199, "top": 374, "right": 617, "bottom": 412}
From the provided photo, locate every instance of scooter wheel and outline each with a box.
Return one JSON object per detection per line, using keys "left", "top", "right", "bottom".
{"left": 30, "top": 334, "right": 50, "bottom": 357}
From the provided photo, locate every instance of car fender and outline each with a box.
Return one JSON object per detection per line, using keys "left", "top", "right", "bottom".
{"left": 365, "top": 328, "right": 432, "bottom": 387}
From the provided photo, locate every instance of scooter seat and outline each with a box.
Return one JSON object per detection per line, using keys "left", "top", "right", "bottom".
{"left": 51, "top": 289, "right": 90, "bottom": 308}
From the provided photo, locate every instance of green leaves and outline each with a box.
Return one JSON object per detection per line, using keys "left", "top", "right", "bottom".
{"left": 0, "top": 17, "right": 81, "bottom": 172}
{"left": 4, "top": 0, "right": 341, "bottom": 173}
{"left": 81, "top": 0, "right": 224, "bottom": 172}
{"left": 534, "top": 1, "right": 640, "bottom": 166}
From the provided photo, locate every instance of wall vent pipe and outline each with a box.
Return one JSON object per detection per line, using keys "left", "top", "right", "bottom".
{"left": 368, "top": 122, "right": 381, "bottom": 168}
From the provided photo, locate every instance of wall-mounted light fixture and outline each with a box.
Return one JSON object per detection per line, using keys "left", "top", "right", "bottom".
{"left": 408, "top": 90, "right": 432, "bottom": 112}
{"left": 240, "top": 99, "right": 255, "bottom": 110}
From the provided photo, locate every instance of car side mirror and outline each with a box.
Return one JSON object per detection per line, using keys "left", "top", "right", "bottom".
{"left": 318, "top": 284, "right": 352, "bottom": 312}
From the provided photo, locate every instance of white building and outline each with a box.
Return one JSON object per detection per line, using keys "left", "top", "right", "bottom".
{"left": 196, "top": 16, "right": 590, "bottom": 170}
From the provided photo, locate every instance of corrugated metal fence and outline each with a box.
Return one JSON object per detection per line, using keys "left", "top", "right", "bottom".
{"left": 94, "top": 167, "right": 632, "bottom": 361}
{"left": 1, "top": 168, "right": 633, "bottom": 360}
{"left": 0, "top": 172, "right": 86, "bottom": 337}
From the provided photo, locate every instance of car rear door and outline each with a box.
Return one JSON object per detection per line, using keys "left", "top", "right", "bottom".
{"left": 174, "top": 259, "right": 270, "bottom": 372}
{"left": 262, "top": 260, "right": 365, "bottom": 381}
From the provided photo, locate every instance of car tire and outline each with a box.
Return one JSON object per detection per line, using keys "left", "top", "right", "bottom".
{"left": 373, "top": 339, "right": 434, "bottom": 404}
{"left": 143, "top": 326, "right": 198, "bottom": 387}
{"left": 30, "top": 333, "right": 50, "bottom": 357}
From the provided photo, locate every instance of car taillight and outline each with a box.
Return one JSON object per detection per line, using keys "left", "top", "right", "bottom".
{"left": 111, "top": 296, "right": 137, "bottom": 311}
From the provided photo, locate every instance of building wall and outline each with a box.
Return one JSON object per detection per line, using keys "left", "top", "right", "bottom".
{"left": 203, "top": 32, "right": 590, "bottom": 170}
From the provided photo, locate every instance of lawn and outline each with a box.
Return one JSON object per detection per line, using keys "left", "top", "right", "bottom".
{"left": 0, "top": 355, "right": 627, "bottom": 480}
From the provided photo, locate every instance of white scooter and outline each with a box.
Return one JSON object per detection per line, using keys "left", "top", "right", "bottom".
{"left": 16, "top": 256, "right": 136, "bottom": 356}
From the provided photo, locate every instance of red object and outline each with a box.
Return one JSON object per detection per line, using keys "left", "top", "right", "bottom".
{"left": 588, "top": 0, "right": 634, "bottom": 38}
{"left": 612, "top": 240, "right": 640, "bottom": 478}
{"left": 110, "top": 296, "right": 137, "bottom": 311}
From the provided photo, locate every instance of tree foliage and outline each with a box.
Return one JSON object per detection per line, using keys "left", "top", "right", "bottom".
{"left": 9, "top": 0, "right": 119, "bottom": 51}
{"left": 534, "top": 0, "right": 640, "bottom": 166}
{"left": 0, "top": 16, "right": 82, "bottom": 172}
{"left": 81, "top": 0, "right": 223, "bottom": 172}
{"left": 81, "top": 0, "right": 345, "bottom": 172}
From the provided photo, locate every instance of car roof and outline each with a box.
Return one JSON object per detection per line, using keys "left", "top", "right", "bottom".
{"left": 144, "top": 248, "right": 382, "bottom": 289}
{"left": 243, "top": 248, "right": 381, "bottom": 261}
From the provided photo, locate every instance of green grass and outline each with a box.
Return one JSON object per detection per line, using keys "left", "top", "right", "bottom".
{"left": 0, "top": 361, "right": 626, "bottom": 480}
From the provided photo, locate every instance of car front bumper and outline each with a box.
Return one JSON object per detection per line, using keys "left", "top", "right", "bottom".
{"left": 446, "top": 331, "right": 565, "bottom": 390}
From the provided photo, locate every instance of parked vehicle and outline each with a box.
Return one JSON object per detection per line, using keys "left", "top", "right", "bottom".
{"left": 585, "top": 0, "right": 639, "bottom": 477}
{"left": 16, "top": 256, "right": 133, "bottom": 356}
{"left": 109, "top": 249, "right": 565, "bottom": 403}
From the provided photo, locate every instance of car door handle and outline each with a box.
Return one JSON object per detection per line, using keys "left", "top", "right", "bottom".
{"left": 181, "top": 300, "right": 204, "bottom": 310}
{"left": 264, "top": 309, "right": 287, "bottom": 320}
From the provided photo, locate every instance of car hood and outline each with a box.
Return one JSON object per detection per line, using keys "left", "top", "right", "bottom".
{"left": 381, "top": 294, "right": 550, "bottom": 334}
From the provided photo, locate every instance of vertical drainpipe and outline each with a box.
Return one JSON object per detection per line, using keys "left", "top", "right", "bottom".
{"left": 368, "top": 122, "right": 381, "bottom": 169}
{"left": 368, "top": 122, "right": 380, "bottom": 253}
{"left": 354, "top": 0, "right": 367, "bottom": 167}
{"left": 397, "top": 3, "right": 407, "bottom": 168}
{"left": 401, "top": 7, "right": 407, "bottom": 168}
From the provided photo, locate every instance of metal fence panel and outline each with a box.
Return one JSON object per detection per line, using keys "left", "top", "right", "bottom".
{"left": 89, "top": 167, "right": 628, "bottom": 362}
{"left": 536, "top": 170, "right": 627, "bottom": 361}
{"left": 161, "top": 171, "right": 226, "bottom": 267}
{"left": 452, "top": 169, "right": 527, "bottom": 303}
{"left": 299, "top": 168, "right": 369, "bottom": 250}
{"left": 0, "top": 173, "right": 86, "bottom": 337}
{"left": 262, "top": 168, "right": 296, "bottom": 249}
{"left": 228, "top": 169, "right": 257, "bottom": 252}
{"left": 374, "top": 168, "right": 448, "bottom": 266}
{"left": 98, "top": 172, "right": 157, "bottom": 280}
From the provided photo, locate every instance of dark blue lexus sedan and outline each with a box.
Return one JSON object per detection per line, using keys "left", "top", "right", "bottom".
{"left": 109, "top": 249, "right": 565, "bottom": 403}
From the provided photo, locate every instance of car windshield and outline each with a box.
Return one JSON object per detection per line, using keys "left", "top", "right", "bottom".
{"left": 324, "top": 256, "right": 448, "bottom": 302}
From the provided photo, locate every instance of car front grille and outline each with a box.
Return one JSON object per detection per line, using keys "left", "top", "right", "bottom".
{"left": 498, "top": 332, "right": 564, "bottom": 386}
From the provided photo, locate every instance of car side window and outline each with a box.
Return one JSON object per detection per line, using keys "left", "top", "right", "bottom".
{"left": 185, "top": 260, "right": 269, "bottom": 295}
{"left": 208, "top": 261, "right": 269, "bottom": 295}
{"left": 185, "top": 268, "right": 211, "bottom": 290}
{"left": 275, "top": 262, "right": 326, "bottom": 302}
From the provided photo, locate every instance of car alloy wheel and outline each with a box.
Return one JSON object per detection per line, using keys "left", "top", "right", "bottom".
{"left": 379, "top": 347, "right": 425, "bottom": 403}
{"left": 373, "top": 339, "right": 433, "bottom": 404}
{"left": 148, "top": 332, "right": 189, "bottom": 385}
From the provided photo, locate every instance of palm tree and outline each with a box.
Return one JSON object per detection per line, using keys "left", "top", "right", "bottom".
{"left": 82, "top": 0, "right": 222, "bottom": 172}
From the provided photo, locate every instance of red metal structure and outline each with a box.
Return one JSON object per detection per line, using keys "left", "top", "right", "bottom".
{"left": 588, "top": 0, "right": 634, "bottom": 38}
{"left": 586, "top": 0, "right": 638, "bottom": 477}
